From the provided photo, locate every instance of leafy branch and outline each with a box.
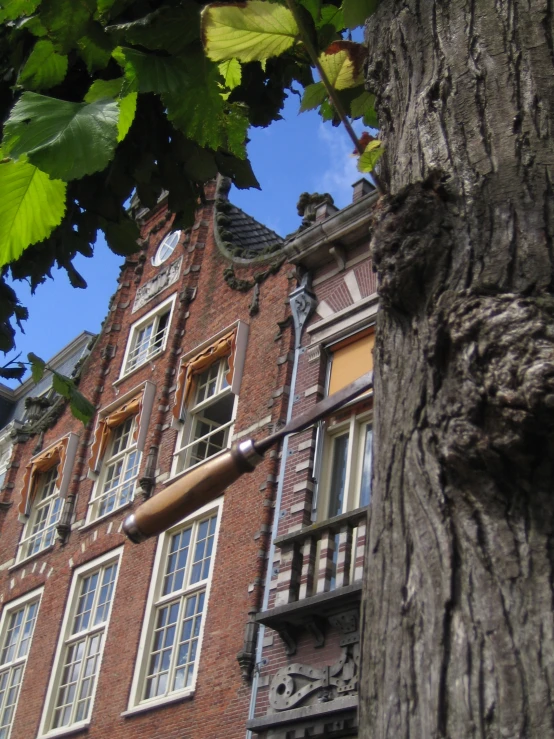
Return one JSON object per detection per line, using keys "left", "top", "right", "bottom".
{"left": 283, "top": 0, "right": 385, "bottom": 194}
{"left": 27, "top": 353, "right": 95, "bottom": 425}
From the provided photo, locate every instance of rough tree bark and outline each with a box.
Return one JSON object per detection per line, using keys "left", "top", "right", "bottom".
{"left": 360, "top": 1, "right": 554, "bottom": 737}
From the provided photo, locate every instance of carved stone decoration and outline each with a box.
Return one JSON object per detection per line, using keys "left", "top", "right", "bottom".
{"left": 249, "top": 282, "right": 260, "bottom": 316}
{"left": 236, "top": 609, "right": 259, "bottom": 682}
{"left": 268, "top": 645, "right": 359, "bottom": 712}
{"left": 132, "top": 256, "right": 182, "bottom": 313}
{"left": 289, "top": 275, "right": 317, "bottom": 349}
{"left": 328, "top": 609, "right": 359, "bottom": 647}
{"left": 296, "top": 192, "right": 335, "bottom": 229}
{"left": 139, "top": 445, "right": 158, "bottom": 500}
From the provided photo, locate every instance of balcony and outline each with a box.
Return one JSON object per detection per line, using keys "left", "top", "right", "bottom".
{"left": 257, "top": 506, "right": 369, "bottom": 655}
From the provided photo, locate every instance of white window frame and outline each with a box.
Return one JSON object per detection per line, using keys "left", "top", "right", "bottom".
{"left": 120, "top": 294, "right": 176, "bottom": 378}
{"left": 171, "top": 358, "right": 238, "bottom": 478}
{"left": 38, "top": 547, "right": 123, "bottom": 738}
{"left": 17, "top": 465, "right": 62, "bottom": 563}
{"left": 126, "top": 499, "right": 223, "bottom": 714}
{"left": 86, "top": 416, "right": 142, "bottom": 524}
{"left": 0, "top": 587, "right": 44, "bottom": 739}
{"left": 317, "top": 407, "right": 373, "bottom": 522}
{"left": 151, "top": 230, "right": 181, "bottom": 267}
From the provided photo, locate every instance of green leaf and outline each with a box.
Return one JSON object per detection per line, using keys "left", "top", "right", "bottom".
{"left": 112, "top": 46, "right": 188, "bottom": 95}
{"left": 317, "top": 5, "right": 344, "bottom": 30}
{"left": 0, "top": 159, "right": 66, "bottom": 267}
{"left": 202, "top": 0, "right": 299, "bottom": 63}
{"left": 51, "top": 370, "right": 95, "bottom": 424}
{"left": 84, "top": 78, "right": 122, "bottom": 102}
{"left": 0, "top": 0, "right": 40, "bottom": 22}
{"left": 77, "top": 23, "right": 114, "bottom": 72}
{"left": 39, "top": 0, "right": 95, "bottom": 52}
{"left": 300, "top": 81, "right": 327, "bottom": 112}
{"left": 117, "top": 93, "right": 137, "bottom": 142}
{"left": 215, "top": 152, "right": 260, "bottom": 189}
{"left": 163, "top": 51, "right": 233, "bottom": 152}
{"left": 67, "top": 385, "right": 95, "bottom": 425}
{"left": 84, "top": 79, "right": 136, "bottom": 142}
{"left": 357, "top": 139, "right": 384, "bottom": 172}
{"left": 319, "top": 98, "right": 334, "bottom": 121}
{"left": 101, "top": 217, "right": 140, "bottom": 256}
{"left": 299, "top": 0, "right": 321, "bottom": 22}
{"left": 18, "top": 40, "right": 68, "bottom": 90}
{"left": 219, "top": 59, "right": 242, "bottom": 90}
{"left": 181, "top": 145, "right": 218, "bottom": 182}
{"left": 106, "top": 4, "right": 200, "bottom": 55}
{"left": 342, "top": 0, "right": 378, "bottom": 29}
{"left": 3, "top": 92, "right": 119, "bottom": 181}
{"left": 28, "top": 352, "right": 45, "bottom": 383}
{"left": 349, "top": 90, "right": 378, "bottom": 127}
{"left": 17, "top": 15, "right": 47, "bottom": 36}
{"left": 319, "top": 40, "right": 366, "bottom": 90}
{"left": 0, "top": 366, "right": 25, "bottom": 381}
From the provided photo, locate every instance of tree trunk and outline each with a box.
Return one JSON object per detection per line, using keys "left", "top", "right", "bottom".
{"left": 361, "top": 1, "right": 554, "bottom": 737}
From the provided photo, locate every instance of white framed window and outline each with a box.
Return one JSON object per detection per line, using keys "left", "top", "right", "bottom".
{"left": 39, "top": 548, "right": 122, "bottom": 738}
{"left": 18, "top": 465, "right": 62, "bottom": 562}
{"left": 87, "top": 417, "right": 141, "bottom": 523}
{"left": 152, "top": 230, "right": 181, "bottom": 267}
{"left": 121, "top": 295, "right": 176, "bottom": 377}
{"left": 317, "top": 406, "right": 373, "bottom": 521}
{"left": 127, "top": 501, "right": 222, "bottom": 712}
{"left": 173, "top": 358, "right": 237, "bottom": 476}
{"left": 0, "top": 588, "right": 43, "bottom": 739}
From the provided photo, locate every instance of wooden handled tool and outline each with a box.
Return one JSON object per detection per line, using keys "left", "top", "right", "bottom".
{"left": 123, "top": 371, "right": 373, "bottom": 543}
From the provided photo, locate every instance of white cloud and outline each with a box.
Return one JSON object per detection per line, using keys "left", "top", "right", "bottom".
{"left": 314, "top": 122, "right": 365, "bottom": 208}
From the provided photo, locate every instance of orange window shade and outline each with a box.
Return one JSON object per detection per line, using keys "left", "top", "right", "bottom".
{"left": 19, "top": 438, "right": 68, "bottom": 517}
{"left": 88, "top": 392, "right": 142, "bottom": 473}
{"left": 173, "top": 330, "right": 236, "bottom": 422}
{"left": 328, "top": 331, "right": 375, "bottom": 396}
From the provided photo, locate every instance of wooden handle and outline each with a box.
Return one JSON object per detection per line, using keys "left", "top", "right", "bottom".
{"left": 123, "top": 441, "right": 263, "bottom": 542}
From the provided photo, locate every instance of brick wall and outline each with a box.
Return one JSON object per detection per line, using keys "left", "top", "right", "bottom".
{"left": 0, "top": 183, "right": 295, "bottom": 739}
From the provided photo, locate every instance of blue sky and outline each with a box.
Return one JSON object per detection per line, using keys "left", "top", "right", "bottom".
{"left": 3, "top": 95, "right": 366, "bottom": 388}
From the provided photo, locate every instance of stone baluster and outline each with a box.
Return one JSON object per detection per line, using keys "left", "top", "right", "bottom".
{"left": 316, "top": 529, "right": 336, "bottom": 594}
{"left": 353, "top": 519, "right": 366, "bottom": 582}
{"left": 298, "top": 535, "right": 317, "bottom": 600}
{"left": 274, "top": 541, "right": 301, "bottom": 606}
{"left": 335, "top": 522, "right": 353, "bottom": 589}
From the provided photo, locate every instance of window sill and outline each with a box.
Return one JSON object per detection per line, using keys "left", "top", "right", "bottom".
{"left": 79, "top": 500, "right": 135, "bottom": 532}
{"left": 38, "top": 721, "right": 89, "bottom": 739}
{"left": 10, "top": 544, "right": 55, "bottom": 572}
{"left": 121, "top": 690, "right": 195, "bottom": 718}
{"left": 114, "top": 350, "right": 166, "bottom": 386}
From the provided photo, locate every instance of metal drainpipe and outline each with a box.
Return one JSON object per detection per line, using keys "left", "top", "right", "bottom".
{"left": 246, "top": 275, "right": 317, "bottom": 738}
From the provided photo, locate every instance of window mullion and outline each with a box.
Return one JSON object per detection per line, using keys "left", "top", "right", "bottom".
{"left": 342, "top": 415, "right": 357, "bottom": 514}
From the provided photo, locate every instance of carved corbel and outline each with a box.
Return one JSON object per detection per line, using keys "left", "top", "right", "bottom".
{"left": 276, "top": 623, "right": 297, "bottom": 656}
{"left": 329, "top": 245, "right": 346, "bottom": 271}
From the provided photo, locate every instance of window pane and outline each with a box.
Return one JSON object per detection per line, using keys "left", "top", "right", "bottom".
{"left": 52, "top": 560, "right": 119, "bottom": 730}
{"left": 0, "top": 596, "right": 40, "bottom": 739}
{"left": 163, "top": 528, "right": 191, "bottom": 595}
{"left": 328, "top": 434, "right": 349, "bottom": 518}
{"left": 190, "top": 515, "right": 217, "bottom": 584}
{"left": 359, "top": 426, "right": 373, "bottom": 507}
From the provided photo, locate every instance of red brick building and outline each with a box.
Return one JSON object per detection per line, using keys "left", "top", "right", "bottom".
{"left": 0, "top": 175, "right": 377, "bottom": 739}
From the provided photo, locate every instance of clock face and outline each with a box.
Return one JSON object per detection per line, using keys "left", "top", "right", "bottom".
{"left": 152, "top": 230, "right": 181, "bottom": 266}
